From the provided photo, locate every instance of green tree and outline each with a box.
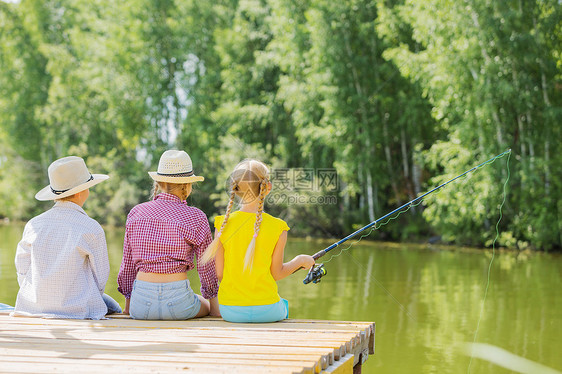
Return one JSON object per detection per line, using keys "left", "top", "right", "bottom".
{"left": 379, "top": 0, "right": 562, "bottom": 249}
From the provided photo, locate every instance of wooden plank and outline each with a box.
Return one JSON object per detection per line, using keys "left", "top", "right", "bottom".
{"left": 1, "top": 315, "right": 374, "bottom": 332}
{"left": 0, "top": 348, "right": 320, "bottom": 373}
{"left": 0, "top": 330, "right": 348, "bottom": 358}
{"left": 0, "top": 344, "right": 325, "bottom": 361}
{"left": 0, "top": 331, "right": 365, "bottom": 349}
{"left": 0, "top": 326, "right": 364, "bottom": 353}
{"left": 0, "top": 322, "right": 363, "bottom": 341}
{"left": 0, "top": 337, "right": 338, "bottom": 364}
{"left": 369, "top": 323, "right": 375, "bottom": 355}
{"left": 321, "top": 353, "right": 354, "bottom": 374}
{"left": 0, "top": 338, "right": 333, "bottom": 364}
{"left": 0, "top": 356, "right": 310, "bottom": 374}
{"left": 0, "top": 319, "right": 370, "bottom": 333}
{"left": 0, "top": 317, "right": 371, "bottom": 340}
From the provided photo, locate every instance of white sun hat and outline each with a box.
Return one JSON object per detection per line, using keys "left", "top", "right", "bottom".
{"left": 148, "top": 150, "right": 204, "bottom": 184}
{"left": 35, "top": 156, "right": 109, "bottom": 201}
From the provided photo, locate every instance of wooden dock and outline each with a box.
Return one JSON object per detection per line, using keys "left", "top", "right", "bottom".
{"left": 0, "top": 313, "right": 375, "bottom": 373}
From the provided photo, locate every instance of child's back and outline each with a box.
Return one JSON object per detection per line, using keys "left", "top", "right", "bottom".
{"left": 12, "top": 156, "right": 118, "bottom": 320}
{"left": 203, "top": 159, "right": 314, "bottom": 323}
{"left": 216, "top": 211, "right": 289, "bottom": 307}
{"left": 14, "top": 201, "right": 109, "bottom": 319}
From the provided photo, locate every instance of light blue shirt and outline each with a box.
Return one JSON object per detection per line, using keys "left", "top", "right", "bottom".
{"left": 12, "top": 201, "right": 110, "bottom": 319}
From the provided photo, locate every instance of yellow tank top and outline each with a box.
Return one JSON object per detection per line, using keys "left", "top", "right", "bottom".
{"left": 215, "top": 211, "right": 290, "bottom": 306}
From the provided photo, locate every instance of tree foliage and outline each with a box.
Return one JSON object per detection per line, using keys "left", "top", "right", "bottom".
{"left": 0, "top": 0, "right": 560, "bottom": 250}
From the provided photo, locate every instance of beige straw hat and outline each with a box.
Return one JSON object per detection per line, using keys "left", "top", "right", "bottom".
{"left": 148, "top": 150, "right": 204, "bottom": 184}
{"left": 35, "top": 156, "right": 109, "bottom": 201}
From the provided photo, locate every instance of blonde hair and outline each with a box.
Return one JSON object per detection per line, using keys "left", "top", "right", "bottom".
{"left": 152, "top": 181, "right": 192, "bottom": 201}
{"left": 201, "top": 159, "right": 269, "bottom": 271}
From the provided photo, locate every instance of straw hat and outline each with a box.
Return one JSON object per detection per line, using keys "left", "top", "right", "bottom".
{"left": 148, "top": 150, "right": 204, "bottom": 184}
{"left": 35, "top": 156, "right": 109, "bottom": 201}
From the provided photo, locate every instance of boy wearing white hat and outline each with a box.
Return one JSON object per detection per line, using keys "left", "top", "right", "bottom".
{"left": 12, "top": 156, "right": 121, "bottom": 319}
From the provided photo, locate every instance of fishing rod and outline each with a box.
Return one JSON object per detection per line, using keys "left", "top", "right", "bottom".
{"left": 303, "top": 149, "right": 512, "bottom": 284}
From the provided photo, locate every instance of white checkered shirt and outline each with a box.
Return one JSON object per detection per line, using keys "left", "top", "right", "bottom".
{"left": 13, "top": 201, "right": 110, "bottom": 319}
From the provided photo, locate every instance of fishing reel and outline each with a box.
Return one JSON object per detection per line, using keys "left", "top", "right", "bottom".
{"left": 303, "top": 263, "right": 327, "bottom": 285}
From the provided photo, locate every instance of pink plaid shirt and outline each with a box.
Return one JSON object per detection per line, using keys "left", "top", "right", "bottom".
{"left": 117, "top": 193, "right": 218, "bottom": 299}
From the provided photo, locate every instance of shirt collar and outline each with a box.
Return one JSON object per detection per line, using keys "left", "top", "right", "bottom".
{"left": 53, "top": 201, "right": 88, "bottom": 216}
{"left": 154, "top": 192, "right": 185, "bottom": 204}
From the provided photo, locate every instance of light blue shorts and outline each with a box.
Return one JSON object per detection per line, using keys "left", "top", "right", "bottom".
{"left": 103, "top": 294, "right": 122, "bottom": 315}
{"left": 0, "top": 303, "right": 14, "bottom": 312}
{"left": 130, "top": 279, "right": 201, "bottom": 320}
{"left": 219, "top": 299, "right": 289, "bottom": 323}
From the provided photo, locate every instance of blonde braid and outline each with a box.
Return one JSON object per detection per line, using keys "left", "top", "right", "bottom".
{"left": 151, "top": 181, "right": 161, "bottom": 200}
{"left": 201, "top": 184, "right": 237, "bottom": 264}
{"left": 218, "top": 182, "right": 237, "bottom": 231}
{"left": 181, "top": 184, "right": 188, "bottom": 201}
{"left": 219, "top": 187, "right": 237, "bottom": 236}
{"left": 254, "top": 179, "right": 267, "bottom": 235}
{"left": 243, "top": 179, "right": 268, "bottom": 271}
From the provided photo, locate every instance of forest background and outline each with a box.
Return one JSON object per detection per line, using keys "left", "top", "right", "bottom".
{"left": 1, "top": 0, "right": 560, "bottom": 250}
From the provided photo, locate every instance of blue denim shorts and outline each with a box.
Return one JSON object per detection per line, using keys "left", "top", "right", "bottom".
{"left": 130, "top": 279, "right": 201, "bottom": 320}
{"left": 102, "top": 293, "right": 122, "bottom": 315}
{"left": 219, "top": 299, "right": 289, "bottom": 323}
{"left": 0, "top": 303, "right": 14, "bottom": 312}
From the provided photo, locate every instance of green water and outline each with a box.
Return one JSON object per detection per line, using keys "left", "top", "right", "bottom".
{"left": 1, "top": 223, "right": 561, "bottom": 373}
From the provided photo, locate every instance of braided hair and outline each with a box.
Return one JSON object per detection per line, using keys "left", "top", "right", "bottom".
{"left": 201, "top": 159, "right": 270, "bottom": 270}
{"left": 152, "top": 181, "right": 192, "bottom": 201}
{"left": 243, "top": 177, "right": 268, "bottom": 271}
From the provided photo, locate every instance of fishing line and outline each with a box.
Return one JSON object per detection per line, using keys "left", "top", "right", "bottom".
{"left": 321, "top": 190, "right": 443, "bottom": 320}
{"left": 308, "top": 149, "right": 512, "bottom": 264}
{"left": 305, "top": 149, "right": 512, "bottom": 325}
{"left": 321, "top": 198, "right": 427, "bottom": 321}
{"left": 323, "top": 148, "right": 510, "bottom": 263}
{"left": 324, "top": 197, "right": 427, "bottom": 264}
{"left": 467, "top": 150, "right": 511, "bottom": 373}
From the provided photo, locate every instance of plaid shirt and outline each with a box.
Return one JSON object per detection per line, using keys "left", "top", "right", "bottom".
{"left": 117, "top": 193, "right": 218, "bottom": 299}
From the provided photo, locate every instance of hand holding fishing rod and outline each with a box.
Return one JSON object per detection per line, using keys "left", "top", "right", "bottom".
{"left": 302, "top": 149, "right": 512, "bottom": 285}
{"left": 303, "top": 263, "right": 327, "bottom": 284}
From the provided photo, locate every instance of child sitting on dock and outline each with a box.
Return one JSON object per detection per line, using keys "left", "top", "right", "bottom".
{"left": 117, "top": 150, "right": 220, "bottom": 319}
{"left": 12, "top": 156, "right": 121, "bottom": 319}
{"left": 202, "top": 159, "right": 315, "bottom": 323}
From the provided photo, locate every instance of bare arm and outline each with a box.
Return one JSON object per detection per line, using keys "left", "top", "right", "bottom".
{"left": 208, "top": 229, "right": 222, "bottom": 316}
{"left": 195, "top": 218, "right": 220, "bottom": 301}
{"left": 209, "top": 297, "right": 220, "bottom": 317}
{"left": 270, "top": 231, "right": 315, "bottom": 281}
{"left": 215, "top": 239, "right": 224, "bottom": 281}
{"left": 123, "top": 298, "right": 130, "bottom": 315}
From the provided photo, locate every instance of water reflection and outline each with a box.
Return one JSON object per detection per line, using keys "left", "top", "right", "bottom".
{"left": 1, "top": 224, "right": 560, "bottom": 374}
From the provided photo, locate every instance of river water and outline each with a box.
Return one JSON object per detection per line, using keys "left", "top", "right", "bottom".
{"left": 1, "top": 223, "right": 560, "bottom": 373}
